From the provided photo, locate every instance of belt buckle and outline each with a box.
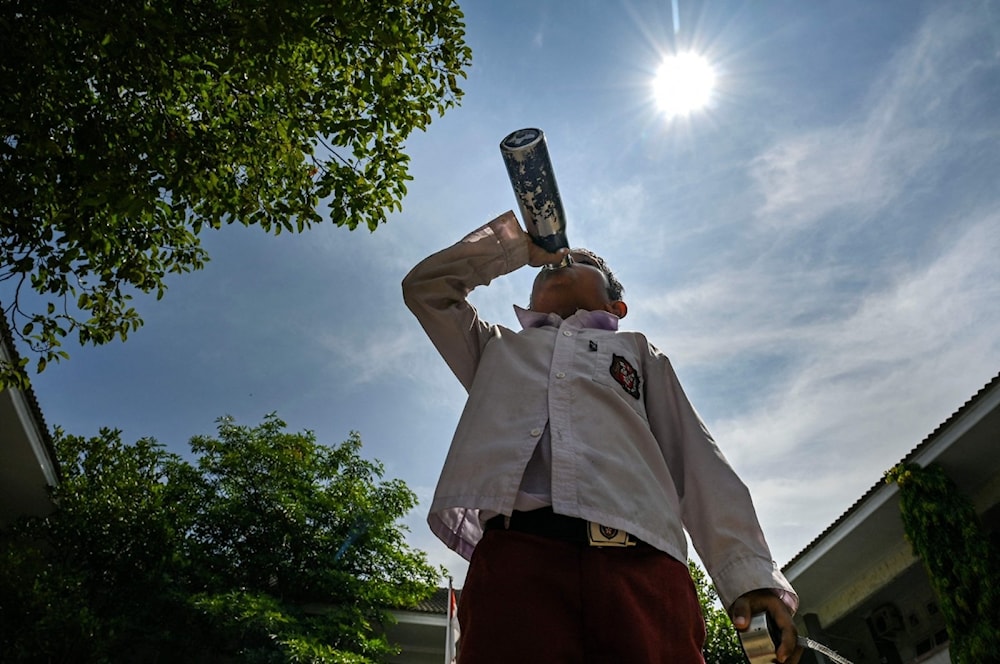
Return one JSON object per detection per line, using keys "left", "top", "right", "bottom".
{"left": 587, "top": 521, "right": 636, "bottom": 547}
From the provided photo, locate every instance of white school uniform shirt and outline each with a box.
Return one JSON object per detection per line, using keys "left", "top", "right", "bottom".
{"left": 402, "top": 211, "right": 797, "bottom": 613}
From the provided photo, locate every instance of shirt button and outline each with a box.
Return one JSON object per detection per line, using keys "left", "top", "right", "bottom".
{"left": 530, "top": 428, "right": 542, "bottom": 437}
{"left": 555, "top": 372, "right": 566, "bottom": 379}
{"left": 562, "top": 330, "right": 573, "bottom": 336}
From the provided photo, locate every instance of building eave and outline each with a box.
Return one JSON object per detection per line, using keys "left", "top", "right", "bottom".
{"left": 782, "top": 371, "right": 1000, "bottom": 625}
{"left": 784, "top": 370, "right": 1000, "bottom": 574}
{"left": 0, "top": 310, "right": 60, "bottom": 523}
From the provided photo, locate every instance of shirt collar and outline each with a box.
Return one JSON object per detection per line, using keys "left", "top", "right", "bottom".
{"left": 514, "top": 305, "right": 620, "bottom": 331}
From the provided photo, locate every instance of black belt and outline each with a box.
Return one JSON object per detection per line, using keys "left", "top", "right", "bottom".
{"left": 484, "top": 507, "right": 647, "bottom": 547}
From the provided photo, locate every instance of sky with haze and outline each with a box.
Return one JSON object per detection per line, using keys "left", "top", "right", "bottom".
{"left": 21, "top": 0, "right": 1000, "bottom": 586}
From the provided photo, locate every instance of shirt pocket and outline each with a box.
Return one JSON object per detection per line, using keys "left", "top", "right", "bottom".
{"left": 590, "top": 344, "right": 649, "bottom": 422}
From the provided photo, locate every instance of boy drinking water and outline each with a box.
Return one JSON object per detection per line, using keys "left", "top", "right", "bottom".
{"left": 403, "top": 211, "right": 802, "bottom": 663}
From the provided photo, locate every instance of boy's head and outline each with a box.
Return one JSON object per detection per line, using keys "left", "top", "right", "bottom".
{"left": 529, "top": 248, "right": 627, "bottom": 320}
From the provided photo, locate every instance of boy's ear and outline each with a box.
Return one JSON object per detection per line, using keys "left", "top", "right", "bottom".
{"left": 609, "top": 300, "right": 628, "bottom": 319}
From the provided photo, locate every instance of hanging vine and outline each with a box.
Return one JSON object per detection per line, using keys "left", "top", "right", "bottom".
{"left": 884, "top": 462, "right": 1000, "bottom": 663}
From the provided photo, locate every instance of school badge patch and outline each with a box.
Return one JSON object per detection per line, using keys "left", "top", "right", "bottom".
{"left": 587, "top": 521, "right": 635, "bottom": 547}
{"left": 609, "top": 354, "right": 641, "bottom": 399}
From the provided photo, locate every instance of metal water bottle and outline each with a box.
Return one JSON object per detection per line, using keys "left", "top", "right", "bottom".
{"left": 499, "top": 128, "right": 571, "bottom": 267}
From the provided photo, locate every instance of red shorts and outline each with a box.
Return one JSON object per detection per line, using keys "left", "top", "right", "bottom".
{"left": 457, "top": 528, "right": 707, "bottom": 663}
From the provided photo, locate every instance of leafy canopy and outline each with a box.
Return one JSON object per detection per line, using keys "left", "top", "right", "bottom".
{"left": 689, "top": 560, "right": 746, "bottom": 664}
{"left": 0, "top": 414, "right": 441, "bottom": 663}
{"left": 0, "top": 0, "right": 472, "bottom": 387}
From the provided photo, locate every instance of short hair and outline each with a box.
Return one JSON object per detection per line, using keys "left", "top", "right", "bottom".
{"left": 572, "top": 248, "right": 624, "bottom": 301}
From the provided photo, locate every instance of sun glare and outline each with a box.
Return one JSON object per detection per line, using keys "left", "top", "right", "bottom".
{"left": 653, "top": 52, "right": 716, "bottom": 118}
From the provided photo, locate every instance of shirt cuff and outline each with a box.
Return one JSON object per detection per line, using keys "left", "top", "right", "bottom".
{"left": 485, "top": 211, "right": 530, "bottom": 271}
{"left": 712, "top": 555, "right": 799, "bottom": 615}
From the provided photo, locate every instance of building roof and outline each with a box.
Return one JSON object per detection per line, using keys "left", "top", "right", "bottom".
{"left": 399, "top": 586, "right": 462, "bottom": 615}
{"left": 0, "top": 316, "right": 56, "bottom": 466}
{"left": 783, "top": 370, "right": 1000, "bottom": 571}
{"left": 0, "top": 309, "right": 62, "bottom": 500}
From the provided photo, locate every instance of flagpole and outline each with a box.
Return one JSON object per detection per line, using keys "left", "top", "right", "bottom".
{"left": 444, "top": 577, "right": 455, "bottom": 664}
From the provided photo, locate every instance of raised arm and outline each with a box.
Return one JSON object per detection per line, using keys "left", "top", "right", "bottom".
{"left": 402, "top": 210, "right": 562, "bottom": 390}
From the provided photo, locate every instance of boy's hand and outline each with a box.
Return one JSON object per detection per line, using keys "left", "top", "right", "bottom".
{"left": 524, "top": 235, "right": 570, "bottom": 268}
{"left": 730, "top": 590, "right": 803, "bottom": 663}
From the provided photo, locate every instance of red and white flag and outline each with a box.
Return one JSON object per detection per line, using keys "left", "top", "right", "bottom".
{"left": 444, "top": 580, "right": 460, "bottom": 664}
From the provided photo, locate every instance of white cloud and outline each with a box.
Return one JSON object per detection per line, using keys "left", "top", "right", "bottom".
{"left": 719, "top": 210, "right": 999, "bottom": 450}
{"left": 749, "top": 127, "right": 940, "bottom": 230}
{"left": 748, "top": 5, "right": 985, "bottom": 231}
{"left": 315, "top": 320, "right": 471, "bottom": 420}
{"left": 637, "top": 261, "right": 845, "bottom": 367}
{"left": 317, "top": 318, "right": 418, "bottom": 381}
{"left": 864, "top": 4, "right": 993, "bottom": 133}
{"left": 710, "top": 213, "right": 1000, "bottom": 562}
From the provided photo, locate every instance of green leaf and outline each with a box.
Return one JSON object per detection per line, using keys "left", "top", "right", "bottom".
{"left": 0, "top": 0, "right": 471, "bottom": 374}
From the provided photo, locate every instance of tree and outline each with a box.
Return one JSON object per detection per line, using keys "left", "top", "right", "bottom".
{"left": 0, "top": 429, "right": 185, "bottom": 662}
{"left": 0, "top": 414, "right": 440, "bottom": 663}
{"left": 0, "top": 1, "right": 472, "bottom": 387}
{"left": 884, "top": 462, "right": 1000, "bottom": 664}
{"left": 689, "top": 560, "right": 745, "bottom": 664}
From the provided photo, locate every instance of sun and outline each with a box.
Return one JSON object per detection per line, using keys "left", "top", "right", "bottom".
{"left": 652, "top": 52, "right": 716, "bottom": 118}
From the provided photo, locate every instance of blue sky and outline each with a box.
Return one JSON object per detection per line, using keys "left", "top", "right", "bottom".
{"left": 22, "top": 0, "right": 1000, "bottom": 585}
